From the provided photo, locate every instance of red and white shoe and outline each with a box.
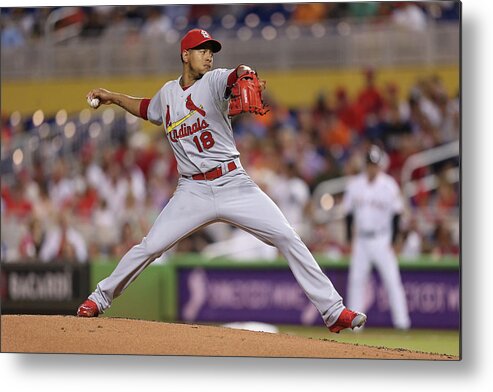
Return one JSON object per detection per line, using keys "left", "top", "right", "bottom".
{"left": 328, "top": 308, "right": 367, "bottom": 333}
{"left": 77, "top": 299, "right": 99, "bottom": 317}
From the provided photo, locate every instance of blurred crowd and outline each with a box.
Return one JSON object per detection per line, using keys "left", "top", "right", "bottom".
{"left": 2, "top": 2, "right": 460, "bottom": 48}
{"left": 1, "top": 68, "right": 459, "bottom": 264}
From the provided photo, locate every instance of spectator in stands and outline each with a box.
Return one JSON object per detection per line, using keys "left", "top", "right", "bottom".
{"left": 268, "top": 162, "right": 311, "bottom": 237}
{"left": 386, "top": 132, "right": 419, "bottom": 181}
{"left": 391, "top": 2, "right": 428, "bottom": 32}
{"left": 18, "top": 216, "right": 46, "bottom": 260}
{"left": 324, "top": 3, "right": 349, "bottom": 19}
{"left": 427, "top": 1, "right": 460, "bottom": 21}
{"left": 408, "top": 87, "right": 436, "bottom": 148}
{"left": 275, "top": 127, "right": 299, "bottom": 165}
{"left": 311, "top": 92, "right": 332, "bottom": 127}
{"left": 1, "top": 240, "right": 7, "bottom": 262}
{"left": 347, "top": 2, "right": 380, "bottom": 20}
{"left": 297, "top": 136, "right": 332, "bottom": 187}
{"left": 99, "top": 161, "right": 130, "bottom": 215}
{"left": 80, "top": 144, "right": 105, "bottom": 190}
{"left": 120, "top": 5, "right": 148, "bottom": 26}
{"left": 188, "top": 4, "right": 215, "bottom": 26}
{"left": 357, "top": 68, "right": 384, "bottom": 120}
{"left": 334, "top": 86, "right": 365, "bottom": 134}
{"left": 121, "top": 148, "right": 147, "bottom": 207}
{"left": 112, "top": 221, "right": 139, "bottom": 257}
{"left": 430, "top": 219, "right": 459, "bottom": 259}
{"left": 176, "top": 231, "right": 213, "bottom": 254}
{"left": 72, "top": 181, "right": 99, "bottom": 220}
{"left": 432, "top": 169, "right": 459, "bottom": 213}
{"left": 399, "top": 217, "right": 423, "bottom": 261}
{"left": 1, "top": 18, "right": 26, "bottom": 48}
{"left": 119, "top": 191, "right": 147, "bottom": 240}
{"left": 418, "top": 77, "right": 443, "bottom": 133}
{"left": 343, "top": 149, "right": 365, "bottom": 177}
{"left": 1, "top": 182, "right": 32, "bottom": 219}
{"left": 48, "top": 159, "right": 75, "bottom": 208}
{"left": 201, "top": 227, "right": 278, "bottom": 261}
{"left": 297, "top": 107, "right": 316, "bottom": 138}
{"left": 80, "top": 8, "right": 106, "bottom": 38}
{"left": 436, "top": 91, "right": 460, "bottom": 143}
{"left": 141, "top": 7, "right": 170, "bottom": 38}
{"left": 147, "top": 171, "right": 173, "bottom": 212}
{"left": 18, "top": 166, "right": 41, "bottom": 207}
{"left": 102, "top": 7, "right": 133, "bottom": 40}
{"left": 31, "top": 182, "right": 56, "bottom": 225}
{"left": 308, "top": 222, "right": 344, "bottom": 260}
{"left": 92, "top": 198, "right": 119, "bottom": 257}
{"left": 1, "top": 113, "right": 13, "bottom": 144}
{"left": 208, "top": 4, "right": 244, "bottom": 26}
{"left": 380, "top": 83, "right": 412, "bottom": 151}
{"left": 381, "top": 82, "right": 410, "bottom": 126}
{"left": 40, "top": 211, "right": 88, "bottom": 263}
{"left": 163, "top": 4, "right": 191, "bottom": 25}
{"left": 133, "top": 133, "right": 166, "bottom": 179}
{"left": 321, "top": 112, "right": 352, "bottom": 153}
{"left": 141, "top": 191, "right": 163, "bottom": 234}
{"left": 292, "top": 3, "right": 327, "bottom": 25}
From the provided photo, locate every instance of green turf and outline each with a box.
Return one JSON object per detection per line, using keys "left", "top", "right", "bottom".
{"left": 277, "top": 326, "right": 460, "bottom": 357}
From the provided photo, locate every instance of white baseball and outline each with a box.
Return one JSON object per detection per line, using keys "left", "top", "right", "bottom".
{"left": 87, "top": 97, "right": 100, "bottom": 108}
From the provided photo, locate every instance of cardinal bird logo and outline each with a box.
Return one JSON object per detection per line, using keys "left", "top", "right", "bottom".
{"left": 186, "top": 95, "right": 206, "bottom": 117}
{"left": 166, "top": 95, "right": 207, "bottom": 134}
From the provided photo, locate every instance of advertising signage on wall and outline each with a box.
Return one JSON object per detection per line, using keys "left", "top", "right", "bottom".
{"left": 178, "top": 267, "right": 460, "bottom": 329}
{"left": 0, "top": 262, "right": 90, "bottom": 315}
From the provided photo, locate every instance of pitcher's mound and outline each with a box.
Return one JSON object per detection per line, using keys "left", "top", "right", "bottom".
{"left": 1, "top": 315, "right": 457, "bottom": 360}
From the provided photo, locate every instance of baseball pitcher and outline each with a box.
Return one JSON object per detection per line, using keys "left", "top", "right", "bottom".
{"left": 77, "top": 29, "right": 367, "bottom": 333}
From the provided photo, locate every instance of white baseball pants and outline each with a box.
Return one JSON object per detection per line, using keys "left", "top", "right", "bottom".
{"left": 89, "top": 166, "right": 345, "bottom": 327}
{"left": 347, "top": 234, "right": 411, "bottom": 329}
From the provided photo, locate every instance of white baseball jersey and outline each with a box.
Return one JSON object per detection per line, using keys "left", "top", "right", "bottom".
{"left": 147, "top": 69, "right": 240, "bottom": 176}
{"left": 342, "top": 172, "right": 403, "bottom": 235}
{"left": 343, "top": 171, "right": 410, "bottom": 329}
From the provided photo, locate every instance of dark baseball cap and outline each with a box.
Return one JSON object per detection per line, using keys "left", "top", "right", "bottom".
{"left": 181, "top": 29, "right": 222, "bottom": 53}
{"left": 366, "top": 145, "right": 383, "bottom": 165}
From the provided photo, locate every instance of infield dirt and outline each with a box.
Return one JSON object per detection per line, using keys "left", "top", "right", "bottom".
{"left": 1, "top": 315, "right": 458, "bottom": 360}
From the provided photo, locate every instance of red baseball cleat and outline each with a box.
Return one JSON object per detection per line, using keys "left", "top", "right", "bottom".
{"left": 328, "top": 308, "right": 367, "bottom": 333}
{"left": 77, "top": 299, "right": 99, "bottom": 317}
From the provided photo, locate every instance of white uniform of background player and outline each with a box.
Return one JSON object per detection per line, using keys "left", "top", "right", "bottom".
{"left": 342, "top": 145, "right": 411, "bottom": 330}
{"left": 79, "top": 29, "right": 367, "bottom": 331}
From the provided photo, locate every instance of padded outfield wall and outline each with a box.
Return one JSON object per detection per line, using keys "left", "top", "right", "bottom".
{"left": 90, "top": 255, "right": 460, "bottom": 329}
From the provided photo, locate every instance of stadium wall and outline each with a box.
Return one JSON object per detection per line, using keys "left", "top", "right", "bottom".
{"left": 90, "top": 255, "right": 460, "bottom": 329}
{"left": 2, "top": 65, "right": 459, "bottom": 118}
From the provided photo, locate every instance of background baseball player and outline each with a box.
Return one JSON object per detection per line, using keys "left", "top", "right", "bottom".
{"left": 342, "top": 145, "right": 411, "bottom": 330}
{"left": 77, "top": 28, "right": 367, "bottom": 333}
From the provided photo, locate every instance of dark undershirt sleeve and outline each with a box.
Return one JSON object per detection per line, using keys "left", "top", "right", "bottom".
{"left": 392, "top": 214, "right": 401, "bottom": 244}
{"left": 346, "top": 213, "right": 353, "bottom": 243}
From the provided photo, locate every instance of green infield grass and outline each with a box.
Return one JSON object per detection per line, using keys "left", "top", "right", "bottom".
{"left": 277, "top": 326, "right": 460, "bottom": 357}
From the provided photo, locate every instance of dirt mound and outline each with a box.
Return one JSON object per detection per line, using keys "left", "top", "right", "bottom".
{"left": 1, "top": 315, "right": 457, "bottom": 360}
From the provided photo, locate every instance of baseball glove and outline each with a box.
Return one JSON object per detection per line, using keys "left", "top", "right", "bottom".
{"left": 228, "top": 71, "right": 269, "bottom": 117}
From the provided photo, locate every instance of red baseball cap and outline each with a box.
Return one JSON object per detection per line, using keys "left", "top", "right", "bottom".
{"left": 180, "top": 29, "right": 222, "bottom": 53}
